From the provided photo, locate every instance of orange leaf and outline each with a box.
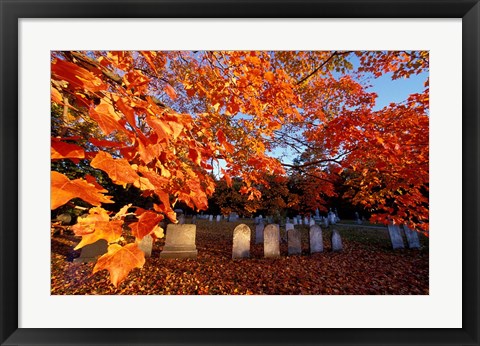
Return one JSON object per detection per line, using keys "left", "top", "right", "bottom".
{"left": 72, "top": 207, "right": 110, "bottom": 235}
{"left": 51, "top": 140, "right": 85, "bottom": 160}
{"left": 164, "top": 84, "right": 177, "bottom": 100}
{"left": 129, "top": 210, "right": 164, "bottom": 240}
{"left": 90, "top": 151, "right": 140, "bottom": 187}
{"left": 51, "top": 171, "right": 113, "bottom": 210}
{"left": 74, "top": 220, "right": 123, "bottom": 250}
{"left": 189, "top": 148, "right": 201, "bottom": 166}
{"left": 264, "top": 71, "right": 275, "bottom": 83}
{"left": 93, "top": 243, "right": 145, "bottom": 288}
{"left": 89, "top": 100, "right": 129, "bottom": 137}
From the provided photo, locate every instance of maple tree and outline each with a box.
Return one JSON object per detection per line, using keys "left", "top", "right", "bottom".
{"left": 51, "top": 50, "right": 428, "bottom": 286}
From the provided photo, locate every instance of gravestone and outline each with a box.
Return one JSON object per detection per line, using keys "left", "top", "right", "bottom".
{"left": 287, "top": 228, "right": 302, "bottom": 255}
{"left": 191, "top": 215, "right": 197, "bottom": 223}
{"left": 255, "top": 223, "right": 265, "bottom": 244}
{"left": 309, "top": 218, "right": 315, "bottom": 226}
{"left": 178, "top": 214, "right": 186, "bottom": 225}
{"left": 331, "top": 229, "right": 343, "bottom": 251}
{"left": 216, "top": 215, "right": 221, "bottom": 222}
{"left": 323, "top": 217, "right": 329, "bottom": 228}
{"left": 56, "top": 213, "right": 72, "bottom": 225}
{"left": 160, "top": 224, "right": 198, "bottom": 258}
{"left": 403, "top": 225, "right": 420, "bottom": 249}
{"left": 208, "top": 215, "right": 213, "bottom": 222}
{"left": 285, "top": 223, "right": 294, "bottom": 232}
{"left": 73, "top": 239, "right": 108, "bottom": 263}
{"left": 309, "top": 225, "right": 323, "bottom": 253}
{"left": 292, "top": 218, "right": 297, "bottom": 225}
{"left": 264, "top": 224, "right": 280, "bottom": 258}
{"left": 232, "top": 224, "right": 251, "bottom": 258}
{"left": 136, "top": 234, "right": 153, "bottom": 257}
{"left": 304, "top": 216, "right": 308, "bottom": 225}
{"left": 387, "top": 224, "right": 405, "bottom": 249}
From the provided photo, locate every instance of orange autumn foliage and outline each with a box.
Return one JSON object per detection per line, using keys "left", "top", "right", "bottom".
{"left": 51, "top": 50, "right": 429, "bottom": 286}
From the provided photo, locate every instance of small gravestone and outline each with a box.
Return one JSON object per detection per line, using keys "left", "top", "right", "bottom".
{"left": 264, "top": 224, "right": 280, "bottom": 258}
{"left": 255, "top": 223, "right": 265, "bottom": 244}
{"left": 208, "top": 215, "right": 213, "bottom": 222}
{"left": 216, "top": 215, "right": 221, "bottom": 222}
{"left": 232, "top": 224, "right": 251, "bottom": 258}
{"left": 56, "top": 213, "right": 72, "bottom": 225}
{"left": 287, "top": 228, "right": 302, "bottom": 255}
{"left": 191, "top": 215, "right": 197, "bottom": 223}
{"left": 387, "top": 224, "right": 405, "bottom": 249}
{"left": 309, "top": 218, "right": 315, "bottom": 226}
{"left": 73, "top": 239, "right": 108, "bottom": 263}
{"left": 178, "top": 214, "right": 186, "bottom": 225}
{"left": 309, "top": 225, "right": 323, "bottom": 253}
{"left": 160, "top": 224, "right": 198, "bottom": 259}
{"left": 331, "top": 229, "right": 343, "bottom": 252}
{"left": 292, "top": 218, "right": 297, "bottom": 225}
{"left": 403, "top": 225, "right": 421, "bottom": 249}
{"left": 323, "top": 217, "right": 329, "bottom": 228}
{"left": 285, "top": 223, "right": 294, "bottom": 232}
{"left": 136, "top": 234, "right": 153, "bottom": 257}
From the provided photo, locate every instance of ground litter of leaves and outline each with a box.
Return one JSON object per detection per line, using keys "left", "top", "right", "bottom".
{"left": 51, "top": 220, "right": 429, "bottom": 295}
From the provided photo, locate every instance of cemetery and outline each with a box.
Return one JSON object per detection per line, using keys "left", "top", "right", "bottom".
{"left": 49, "top": 50, "right": 429, "bottom": 295}
{"left": 51, "top": 216, "right": 429, "bottom": 295}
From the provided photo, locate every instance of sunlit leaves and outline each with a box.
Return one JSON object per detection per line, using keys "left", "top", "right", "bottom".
{"left": 51, "top": 171, "right": 113, "bottom": 209}
{"left": 93, "top": 243, "right": 146, "bottom": 288}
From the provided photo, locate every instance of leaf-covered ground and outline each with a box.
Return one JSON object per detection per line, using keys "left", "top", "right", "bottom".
{"left": 51, "top": 219, "right": 429, "bottom": 295}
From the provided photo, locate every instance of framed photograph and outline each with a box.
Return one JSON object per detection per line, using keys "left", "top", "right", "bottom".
{"left": 1, "top": 0, "right": 478, "bottom": 345}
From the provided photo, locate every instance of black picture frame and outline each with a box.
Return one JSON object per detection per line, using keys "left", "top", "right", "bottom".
{"left": 1, "top": 1, "right": 478, "bottom": 345}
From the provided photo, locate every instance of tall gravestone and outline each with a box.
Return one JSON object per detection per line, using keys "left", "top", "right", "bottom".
{"left": 232, "top": 224, "right": 251, "bottom": 258}
{"left": 264, "top": 224, "right": 280, "bottom": 258}
{"left": 331, "top": 229, "right": 343, "bottom": 252}
{"left": 287, "top": 228, "right": 302, "bottom": 255}
{"left": 136, "top": 234, "right": 153, "bottom": 257}
{"left": 160, "top": 224, "right": 198, "bottom": 258}
{"left": 255, "top": 223, "right": 265, "bottom": 244}
{"left": 387, "top": 224, "right": 405, "bottom": 249}
{"left": 73, "top": 239, "right": 108, "bottom": 263}
{"left": 309, "top": 225, "right": 323, "bottom": 253}
{"left": 403, "top": 225, "right": 421, "bottom": 249}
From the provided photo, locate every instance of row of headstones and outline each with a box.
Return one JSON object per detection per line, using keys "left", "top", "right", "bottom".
{"left": 388, "top": 224, "right": 421, "bottom": 249}
{"left": 192, "top": 213, "right": 239, "bottom": 223}
{"left": 233, "top": 224, "right": 342, "bottom": 259}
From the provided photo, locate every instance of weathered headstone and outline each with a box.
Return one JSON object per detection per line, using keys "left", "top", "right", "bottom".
{"left": 287, "top": 228, "right": 302, "bottom": 255}
{"left": 73, "top": 239, "right": 108, "bottom": 263}
{"left": 136, "top": 234, "right": 153, "bottom": 257}
{"left": 403, "top": 225, "right": 421, "bottom": 249}
{"left": 232, "top": 224, "right": 251, "bottom": 258}
{"left": 331, "top": 229, "right": 343, "bottom": 252}
{"left": 255, "top": 223, "right": 265, "bottom": 244}
{"left": 160, "top": 224, "right": 198, "bottom": 258}
{"left": 309, "top": 225, "right": 323, "bottom": 253}
{"left": 387, "top": 224, "right": 405, "bottom": 249}
{"left": 56, "top": 213, "right": 72, "bottom": 225}
{"left": 264, "top": 224, "right": 280, "bottom": 258}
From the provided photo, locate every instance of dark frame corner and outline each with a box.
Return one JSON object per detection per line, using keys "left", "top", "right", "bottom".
{"left": 1, "top": 1, "right": 479, "bottom": 345}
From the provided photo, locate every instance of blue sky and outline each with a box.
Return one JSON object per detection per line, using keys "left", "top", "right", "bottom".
{"left": 369, "top": 71, "right": 428, "bottom": 110}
